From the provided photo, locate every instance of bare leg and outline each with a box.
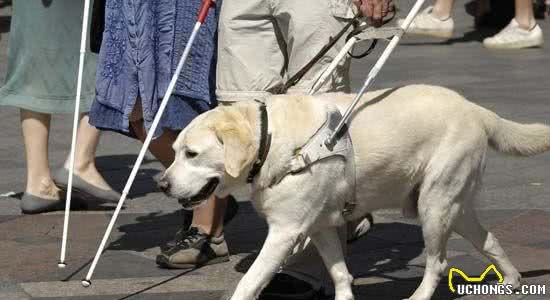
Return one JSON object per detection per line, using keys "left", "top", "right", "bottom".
{"left": 64, "top": 114, "right": 114, "bottom": 191}
{"left": 432, "top": 0, "right": 456, "bottom": 19}
{"left": 20, "top": 109, "right": 61, "bottom": 200}
{"left": 515, "top": 0, "right": 535, "bottom": 29}
{"left": 130, "top": 118, "right": 178, "bottom": 168}
{"left": 192, "top": 196, "right": 226, "bottom": 237}
{"left": 129, "top": 98, "right": 179, "bottom": 168}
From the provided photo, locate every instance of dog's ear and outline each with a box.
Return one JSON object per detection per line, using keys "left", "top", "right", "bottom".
{"left": 215, "top": 120, "right": 256, "bottom": 178}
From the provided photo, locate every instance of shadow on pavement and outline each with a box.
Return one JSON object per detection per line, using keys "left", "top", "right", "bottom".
{"left": 7, "top": 192, "right": 119, "bottom": 212}
{"left": 107, "top": 210, "right": 191, "bottom": 252}
{"left": 401, "top": 27, "right": 501, "bottom": 46}
{"left": 105, "top": 201, "right": 267, "bottom": 254}
{"left": 115, "top": 268, "right": 197, "bottom": 300}
{"left": 95, "top": 154, "right": 161, "bottom": 198}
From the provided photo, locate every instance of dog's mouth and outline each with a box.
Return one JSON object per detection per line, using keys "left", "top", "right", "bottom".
{"left": 178, "top": 178, "right": 219, "bottom": 209}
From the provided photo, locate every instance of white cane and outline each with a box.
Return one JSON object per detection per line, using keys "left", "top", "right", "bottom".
{"left": 308, "top": 37, "right": 359, "bottom": 96}
{"left": 81, "top": 0, "right": 216, "bottom": 287}
{"left": 325, "top": 0, "right": 426, "bottom": 145}
{"left": 58, "top": 0, "right": 91, "bottom": 269}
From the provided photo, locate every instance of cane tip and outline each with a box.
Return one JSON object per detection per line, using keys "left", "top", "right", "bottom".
{"left": 81, "top": 280, "right": 92, "bottom": 287}
{"left": 57, "top": 262, "right": 67, "bottom": 269}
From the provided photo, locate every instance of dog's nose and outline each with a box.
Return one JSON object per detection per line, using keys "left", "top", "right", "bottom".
{"left": 158, "top": 179, "right": 170, "bottom": 193}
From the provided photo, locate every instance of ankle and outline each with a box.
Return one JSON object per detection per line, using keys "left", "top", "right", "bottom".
{"left": 431, "top": 6, "right": 451, "bottom": 21}
{"left": 193, "top": 224, "right": 223, "bottom": 238}
{"left": 67, "top": 159, "right": 95, "bottom": 175}
{"left": 26, "top": 176, "right": 60, "bottom": 198}
{"left": 515, "top": 17, "right": 536, "bottom": 30}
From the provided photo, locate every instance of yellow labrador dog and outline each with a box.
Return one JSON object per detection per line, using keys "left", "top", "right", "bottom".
{"left": 159, "top": 85, "right": 550, "bottom": 300}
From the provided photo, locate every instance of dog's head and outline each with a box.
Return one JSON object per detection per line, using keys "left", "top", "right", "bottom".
{"left": 158, "top": 105, "right": 258, "bottom": 209}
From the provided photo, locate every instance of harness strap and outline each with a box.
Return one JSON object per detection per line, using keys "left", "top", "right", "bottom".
{"left": 284, "top": 106, "right": 357, "bottom": 217}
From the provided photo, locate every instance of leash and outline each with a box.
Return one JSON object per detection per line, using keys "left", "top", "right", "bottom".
{"left": 282, "top": 11, "right": 397, "bottom": 93}
{"left": 282, "top": 16, "right": 361, "bottom": 93}
{"left": 325, "top": 0, "right": 427, "bottom": 146}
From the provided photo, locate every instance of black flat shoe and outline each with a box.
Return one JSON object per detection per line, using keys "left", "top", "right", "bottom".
{"left": 52, "top": 168, "right": 121, "bottom": 203}
{"left": 21, "top": 193, "right": 65, "bottom": 214}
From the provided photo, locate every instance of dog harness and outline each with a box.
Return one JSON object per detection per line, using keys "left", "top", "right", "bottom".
{"left": 249, "top": 102, "right": 356, "bottom": 216}
{"left": 286, "top": 105, "right": 357, "bottom": 216}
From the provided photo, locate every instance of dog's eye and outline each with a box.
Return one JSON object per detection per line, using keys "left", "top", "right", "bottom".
{"left": 185, "top": 150, "right": 199, "bottom": 159}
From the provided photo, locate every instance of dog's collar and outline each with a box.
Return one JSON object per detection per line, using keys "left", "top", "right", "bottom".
{"left": 247, "top": 101, "right": 271, "bottom": 183}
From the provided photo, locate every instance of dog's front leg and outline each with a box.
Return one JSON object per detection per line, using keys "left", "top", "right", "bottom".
{"left": 310, "top": 228, "right": 354, "bottom": 300}
{"left": 230, "top": 228, "right": 300, "bottom": 300}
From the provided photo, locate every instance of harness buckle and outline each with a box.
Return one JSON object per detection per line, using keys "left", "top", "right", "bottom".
{"left": 288, "top": 152, "right": 311, "bottom": 174}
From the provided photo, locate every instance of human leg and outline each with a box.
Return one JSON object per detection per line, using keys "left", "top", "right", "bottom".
{"left": 216, "top": 0, "right": 285, "bottom": 103}
{"left": 64, "top": 114, "right": 113, "bottom": 191}
{"left": 515, "top": 0, "right": 536, "bottom": 29}
{"left": 52, "top": 113, "right": 121, "bottom": 203}
{"left": 483, "top": 0, "right": 543, "bottom": 49}
{"left": 20, "top": 109, "right": 60, "bottom": 200}
{"left": 275, "top": 0, "right": 353, "bottom": 94}
{"left": 398, "top": 0, "right": 455, "bottom": 38}
{"left": 19, "top": 109, "right": 67, "bottom": 214}
{"left": 129, "top": 103, "right": 226, "bottom": 236}
{"left": 126, "top": 100, "right": 230, "bottom": 267}
{"left": 159, "top": 0, "right": 283, "bottom": 269}
{"left": 432, "top": 0, "right": 456, "bottom": 19}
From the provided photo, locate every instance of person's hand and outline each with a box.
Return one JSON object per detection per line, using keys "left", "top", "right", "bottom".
{"left": 353, "top": 0, "right": 393, "bottom": 26}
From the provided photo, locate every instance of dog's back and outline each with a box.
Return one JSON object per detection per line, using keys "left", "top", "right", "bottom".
{"left": 317, "top": 84, "right": 550, "bottom": 215}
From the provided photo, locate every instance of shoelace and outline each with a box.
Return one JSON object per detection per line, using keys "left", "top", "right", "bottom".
{"left": 175, "top": 227, "right": 206, "bottom": 247}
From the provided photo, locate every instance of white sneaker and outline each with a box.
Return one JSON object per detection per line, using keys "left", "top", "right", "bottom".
{"left": 398, "top": 6, "right": 454, "bottom": 38}
{"left": 483, "top": 19, "right": 544, "bottom": 49}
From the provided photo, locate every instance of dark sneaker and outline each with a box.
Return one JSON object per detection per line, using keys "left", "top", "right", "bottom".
{"left": 156, "top": 226, "right": 229, "bottom": 269}
{"left": 160, "top": 195, "right": 239, "bottom": 252}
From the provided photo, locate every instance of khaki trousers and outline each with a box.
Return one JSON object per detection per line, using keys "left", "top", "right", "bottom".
{"left": 216, "top": 0, "right": 355, "bottom": 102}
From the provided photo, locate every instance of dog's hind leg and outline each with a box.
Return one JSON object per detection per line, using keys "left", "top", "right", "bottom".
{"left": 310, "top": 227, "right": 354, "bottom": 300}
{"left": 453, "top": 206, "right": 521, "bottom": 288}
{"left": 406, "top": 173, "right": 469, "bottom": 300}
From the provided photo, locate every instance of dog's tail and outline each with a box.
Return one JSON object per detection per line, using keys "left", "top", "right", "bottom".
{"left": 479, "top": 107, "right": 550, "bottom": 156}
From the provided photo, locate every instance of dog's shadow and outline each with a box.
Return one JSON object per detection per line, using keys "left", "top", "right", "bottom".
{"left": 88, "top": 204, "right": 550, "bottom": 299}
{"left": 231, "top": 220, "right": 432, "bottom": 297}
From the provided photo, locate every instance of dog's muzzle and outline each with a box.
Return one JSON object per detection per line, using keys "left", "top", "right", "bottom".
{"left": 178, "top": 178, "right": 219, "bottom": 209}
